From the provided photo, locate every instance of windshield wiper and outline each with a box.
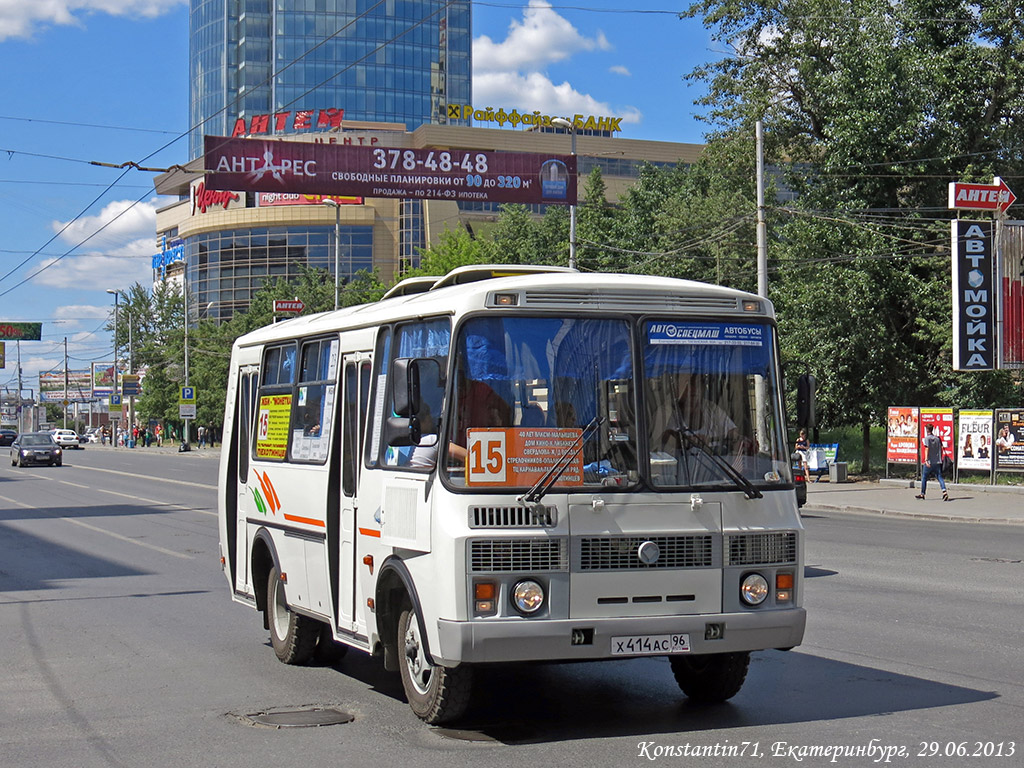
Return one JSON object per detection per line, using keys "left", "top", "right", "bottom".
{"left": 675, "top": 425, "right": 762, "bottom": 500}
{"left": 519, "top": 416, "right": 604, "bottom": 507}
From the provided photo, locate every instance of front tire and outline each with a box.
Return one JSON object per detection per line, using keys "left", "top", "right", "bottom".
{"left": 670, "top": 651, "right": 750, "bottom": 703}
{"left": 266, "top": 566, "right": 317, "bottom": 665}
{"left": 397, "top": 605, "right": 472, "bottom": 724}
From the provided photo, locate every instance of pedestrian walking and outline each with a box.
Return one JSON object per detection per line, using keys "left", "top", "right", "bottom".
{"left": 198, "top": 424, "right": 206, "bottom": 449}
{"left": 916, "top": 423, "right": 949, "bottom": 501}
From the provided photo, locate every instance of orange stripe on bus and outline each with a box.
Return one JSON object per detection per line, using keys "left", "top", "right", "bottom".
{"left": 283, "top": 514, "right": 326, "bottom": 527}
{"left": 358, "top": 527, "right": 382, "bottom": 538}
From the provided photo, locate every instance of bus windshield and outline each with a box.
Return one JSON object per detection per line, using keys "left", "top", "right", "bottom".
{"left": 643, "top": 320, "right": 789, "bottom": 489}
{"left": 444, "top": 316, "right": 638, "bottom": 489}
{"left": 443, "top": 315, "right": 789, "bottom": 493}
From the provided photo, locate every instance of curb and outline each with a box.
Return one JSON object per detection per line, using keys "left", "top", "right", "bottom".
{"left": 802, "top": 502, "right": 1024, "bottom": 526}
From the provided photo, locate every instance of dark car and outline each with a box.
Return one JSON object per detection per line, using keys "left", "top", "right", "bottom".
{"left": 10, "top": 432, "right": 63, "bottom": 467}
{"left": 0, "top": 428, "right": 16, "bottom": 447}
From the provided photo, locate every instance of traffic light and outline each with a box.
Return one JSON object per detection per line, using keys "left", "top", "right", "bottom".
{"left": 797, "top": 373, "right": 816, "bottom": 428}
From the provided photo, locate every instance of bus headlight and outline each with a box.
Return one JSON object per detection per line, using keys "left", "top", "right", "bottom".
{"left": 740, "top": 573, "right": 769, "bottom": 606}
{"left": 510, "top": 579, "right": 544, "bottom": 614}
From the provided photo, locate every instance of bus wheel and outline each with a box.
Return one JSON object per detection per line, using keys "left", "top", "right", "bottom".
{"left": 397, "top": 605, "right": 472, "bottom": 724}
{"left": 670, "top": 651, "right": 750, "bottom": 703}
{"left": 266, "top": 566, "right": 317, "bottom": 665}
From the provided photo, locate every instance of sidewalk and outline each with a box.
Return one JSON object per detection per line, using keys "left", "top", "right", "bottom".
{"left": 87, "top": 442, "right": 222, "bottom": 459}
{"left": 804, "top": 477, "right": 1024, "bottom": 525}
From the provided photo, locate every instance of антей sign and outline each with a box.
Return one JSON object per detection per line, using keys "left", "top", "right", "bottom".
{"left": 204, "top": 136, "right": 577, "bottom": 206}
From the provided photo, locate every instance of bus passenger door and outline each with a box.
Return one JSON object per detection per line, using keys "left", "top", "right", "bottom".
{"left": 337, "top": 355, "right": 370, "bottom": 634}
{"left": 232, "top": 367, "right": 259, "bottom": 595}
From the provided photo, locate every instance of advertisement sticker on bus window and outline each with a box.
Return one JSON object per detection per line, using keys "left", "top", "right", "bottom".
{"left": 647, "top": 322, "right": 764, "bottom": 346}
{"left": 256, "top": 393, "right": 292, "bottom": 460}
{"left": 466, "top": 427, "right": 583, "bottom": 487}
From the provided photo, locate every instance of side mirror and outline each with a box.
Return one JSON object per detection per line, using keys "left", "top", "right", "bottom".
{"left": 392, "top": 358, "right": 421, "bottom": 418}
{"left": 797, "top": 373, "right": 816, "bottom": 428}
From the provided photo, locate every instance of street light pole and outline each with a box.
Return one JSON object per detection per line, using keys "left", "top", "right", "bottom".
{"left": 106, "top": 289, "right": 120, "bottom": 445}
{"left": 322, "top": 199, "right": 341, "bottom": 310}
{"left": 551, "top": 117, "right": 578, "bottom": 270}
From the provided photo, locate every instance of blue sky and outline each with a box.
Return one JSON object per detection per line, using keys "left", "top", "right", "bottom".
{"left": 0, "top": 0, "right": 716, "bottom": 392}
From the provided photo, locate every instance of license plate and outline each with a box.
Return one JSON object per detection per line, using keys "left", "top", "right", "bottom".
{"left": 611, "top": 633, "right": 690, "bottom": 656}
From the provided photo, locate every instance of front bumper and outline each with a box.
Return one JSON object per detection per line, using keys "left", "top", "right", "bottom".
{"left": 436, "top": 608, "right": 805, "bottom": 665}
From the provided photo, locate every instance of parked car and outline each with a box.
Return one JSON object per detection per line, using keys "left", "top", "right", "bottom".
{"left": 11, "top": 432, "right": 63, "bottom": 467}
{"left": 50, "top": 428, "right": 83, "bottom": 449}
{"left": 0, "top": 428, "right": 17, "bottom": 446}
{"left": 83, "top": 427, "right": 102, "bottom": 444}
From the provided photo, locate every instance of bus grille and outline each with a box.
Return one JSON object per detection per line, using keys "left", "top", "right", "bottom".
{"left": 577, "top": 535, "right": 715, "bottom": 571}
{"left": 726, "top": 531, "right": 798, "bottom": 566}
{"left": 469, "top": 538, "right": 568, "bottom": 573}
{"left": 469, "top": 505, "right": 556, "bottom": 528}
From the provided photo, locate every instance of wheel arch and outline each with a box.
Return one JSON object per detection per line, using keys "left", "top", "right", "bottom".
{"left": 375, "top": 556, "right": 430, "bottom": 672}
{"left": 250, "top": 528, "right": 280, "bottom": 628}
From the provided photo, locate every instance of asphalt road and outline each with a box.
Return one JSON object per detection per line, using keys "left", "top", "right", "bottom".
{"left": 1, "top": 448, "right": 1021, "bottom": 768}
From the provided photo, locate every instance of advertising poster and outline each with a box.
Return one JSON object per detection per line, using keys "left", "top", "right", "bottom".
{"left": 957, "top": 410, "right": 993, "bottom": 471}
{"left": 205, "top": 136, "right": 577, "bottom": 205}
{"left": 255, "top": 393, "right": 292, "bottom": 460}
{"left": 919, "top": 408, "right": 954, "bottom": 464}
{"left": 92, "top": 362, "right": 117, "bottom": 396}
{"left": 466, "top": 427, "right": 583, "bottom": 487}
{"left": 994, "top": 410, "right": 1024, "bottom": 469}
{"left": 886, "top": 406, "right": 919, "bottom": 464}
{"left": 39, "top": 370, "right": 94, "bottom": 403}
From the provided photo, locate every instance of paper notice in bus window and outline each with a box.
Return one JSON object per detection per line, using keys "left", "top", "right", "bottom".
{"left": 466, "top": 428, "right": 583, "bottom": 487}
{"left": 256, "top": 393, "right": 292, "bottom": 460}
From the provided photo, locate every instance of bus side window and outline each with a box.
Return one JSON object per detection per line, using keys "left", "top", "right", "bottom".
{"left": 343, "top": 362, "right": 357, "bottom": 496}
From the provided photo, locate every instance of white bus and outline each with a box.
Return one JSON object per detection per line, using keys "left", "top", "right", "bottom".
{"left": 217, "top": 266, "right": 806, "bottom": 723}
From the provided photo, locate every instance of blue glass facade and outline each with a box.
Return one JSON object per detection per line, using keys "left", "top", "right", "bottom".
{"left": 186, "top": 225, "right": 374, "bottom": 320}
{"left": 189, "top": 0, "right": 471, "bottom": 158}
{"left": 184, "top": 0, "right": 471, "bottom": 319}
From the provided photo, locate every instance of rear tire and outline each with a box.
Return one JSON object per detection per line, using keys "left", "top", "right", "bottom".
{"left": 266, "top": 566, "right": 318, "bottom": 665}
{"left": 397, "top": 605, "right": 472, "bottom": 724}
{"left": 670, "top": 651, "right": 750, "bottom": 703}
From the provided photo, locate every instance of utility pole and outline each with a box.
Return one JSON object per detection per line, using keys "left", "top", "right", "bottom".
{"left": 63, "top": 337, "right": 69, "bottom": 429}
{"left": 16, "top": 341, "right": 24, "bottom": 434}
{"left": 756, "top": 119, "right": 768, "bottom": 299}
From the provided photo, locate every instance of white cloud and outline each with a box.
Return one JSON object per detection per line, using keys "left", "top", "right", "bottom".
{"left": 472, "top": 0, "right": 640, "bottom": 125}
{"left": 475, "top": 71, "right": 642, "bottom": 125}
{"left": 609, "top": 65, "right": 631, "bottom": 77}
{"left": 474, "top": 0, "right": 610, "bottom": 73}
{"left": 0, "top": 0, "right": 183, "bottom": 41}
{"left": 53, "top": 197, "right": 160, "bottom": 246}
{"left": 34, "top": 249, "right": 153, "bottom": 291}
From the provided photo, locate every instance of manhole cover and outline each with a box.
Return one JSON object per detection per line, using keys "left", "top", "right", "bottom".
{"left": 244, "top": 707, "right": 354, "bottom": 728}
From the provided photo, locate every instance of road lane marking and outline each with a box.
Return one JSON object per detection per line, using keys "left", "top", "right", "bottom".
{"left": 51, "top": 480, "right": 217, "bottom": 517}
{"left": 67, "top": 463, "right": 216, "bottom": 490}
{"left": 0, "top": 493, "right": 192, "bottom": 560}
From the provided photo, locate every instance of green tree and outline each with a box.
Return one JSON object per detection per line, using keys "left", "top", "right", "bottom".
{"left": 576, "top": 167, "right": 617, "bottom": 271}
{"left": 686, "top": 0, "right": 1024, "bottom": 469}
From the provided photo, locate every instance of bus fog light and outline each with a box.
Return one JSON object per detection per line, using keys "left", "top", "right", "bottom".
{"left": 776, "top": 590, "right": 792, "bottom": 603}
{"left": 740, "top": 573, "right": 769, "bottom": 605}
{"left": 511, "top": 580, "right": 544, "bottom": 614}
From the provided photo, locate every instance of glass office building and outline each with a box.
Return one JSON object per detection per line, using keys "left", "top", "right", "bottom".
{"left": 189, "top": 0, "right": 471, "bottom": 159}
{"left": 178, "top": 1, "right": 470, "bottom": 321}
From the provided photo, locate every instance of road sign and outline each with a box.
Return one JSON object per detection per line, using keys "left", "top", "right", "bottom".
{"left": 949, "top": 177, "right": 1017, "bottom": 214}
{"left": 179, "top": 386, "right": 196, "bottom": 419}
{"left": 122, "top": 374, "right": 140, "bottom": 396}
{"left": 274, "top": 299, "right": 305, "bottom": 313}
{"left": 109, "top": 394, "right": 122, "bottom": 414}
